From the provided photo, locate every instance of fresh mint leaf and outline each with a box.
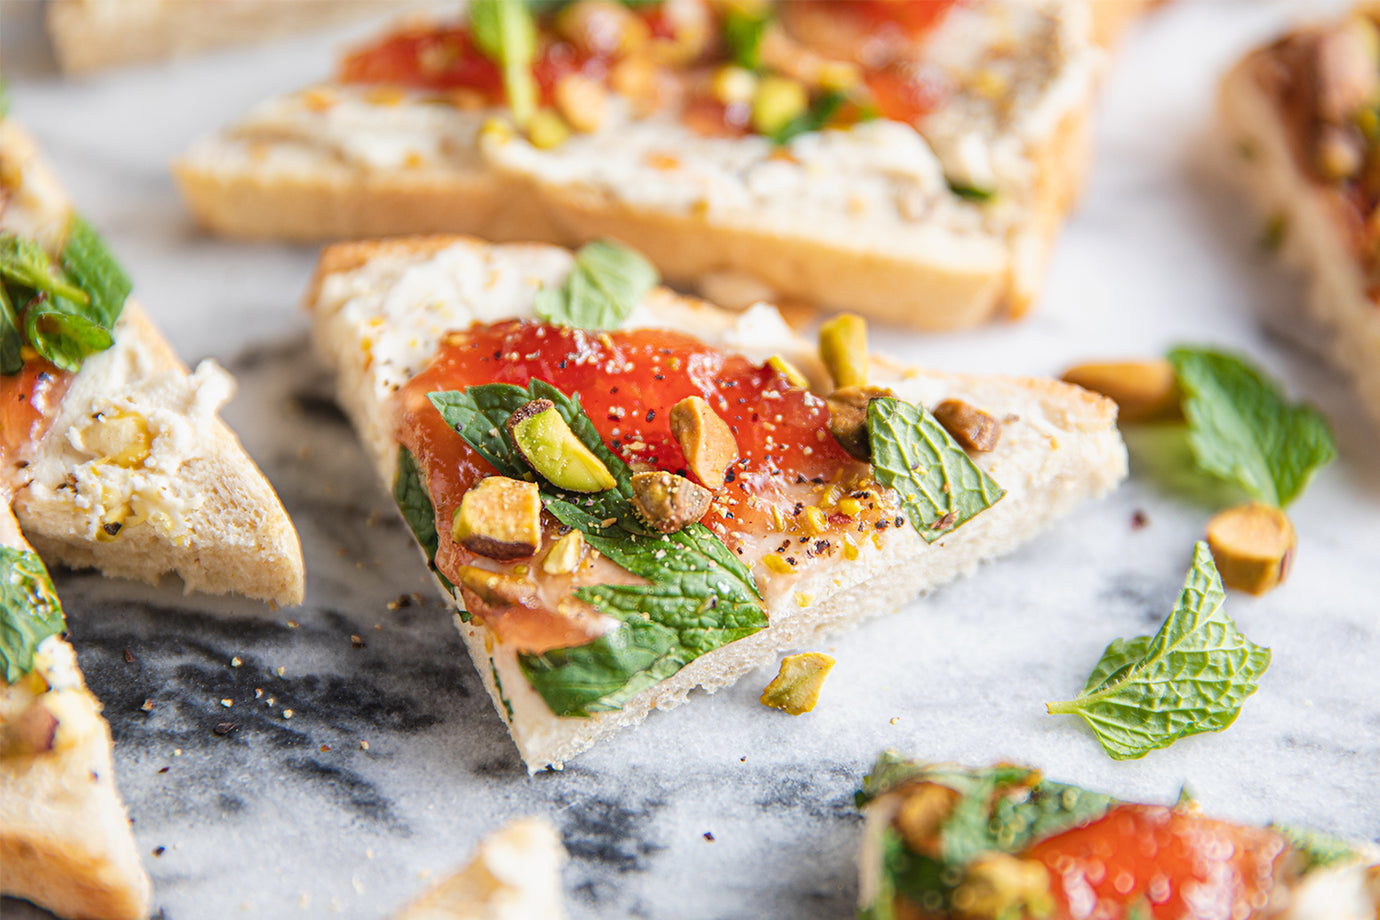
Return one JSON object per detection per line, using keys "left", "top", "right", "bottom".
{"left": 24, "top": 303, "right": 114, "bottom": 372}
{"left": 60, "top": 214, "right": 131, "bottom": 328}
{"left": 391, "top": 446, "right": 456, "bottom": 602}
{"left": 1274, "top": 823, "right": 1359, "bottom": 873}
{"left": 770, "top": 90, "right": 847, "bottom": 145}
{"left": 0, "top": 285, "right": 22, "bottom": 375}
{"left": 1048, "top": 542, "right": 1271, "bottom": 760}
{"left": 427, "top": 379, "right": 767, "bottom": 717}
{"left": 723, "top": 5, "right": 771, "bottom": 71}
{"left": 1169, "top": 347, "right": 1336, "bottom": 507}
{"left": 0, "top": 235, "right": 88, "bottom": 305}
{"left": 0, "top": 546, "right": 65, "bottom": 684}
{"left": 867, "top": 397, "right": 1004, "bottom": 543}
{"left": 469, "top": 0, "right": 538, "bottom": 126}
{"left": 533, "top": 240, "right": 658, "bottom": 332}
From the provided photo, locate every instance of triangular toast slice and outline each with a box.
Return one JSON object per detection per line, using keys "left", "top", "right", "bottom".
{"left": 306, "top": 235, "right": 1127, "bottom": 771}
{"left": 1, "top": 118, "right": 304, "bottom": 606}
{"left": 0, "top": 505, "right": 150, "bottom": 920}
{"left": 176, "top": 0, "right": 1101, "bottom": 330}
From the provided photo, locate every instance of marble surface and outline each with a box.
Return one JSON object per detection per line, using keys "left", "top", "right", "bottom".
{"left": 3, "top": 1, "right": 1379, "bottom": 918}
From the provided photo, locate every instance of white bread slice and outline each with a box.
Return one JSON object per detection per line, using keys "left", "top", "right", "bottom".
{"left": 1, "top": 120, "right": 305, "bottom": 606}
{"left": 856, "top": 759, "right": 1380, "bottom": 920}
{"left": 45, "top": 0, "right": 416, "bottom": 74}
{"left": 1219, "top": 21, "right": 1380, "bottom": 427}
{"left": 305, "top": 235, "right": 1128, "bottom": 771}
{"left": 388, "top": 817, "right": 567, "bottom": 920}
{"left": 0, "top": 508, "right": 151, "bottom": 920}
{"left": 177, "top": 0, "right": 1100, "bottom": 331}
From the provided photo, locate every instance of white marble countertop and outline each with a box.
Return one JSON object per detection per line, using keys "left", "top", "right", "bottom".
{"left": 2, "top": 1, "right": 1378, "bottom": 918}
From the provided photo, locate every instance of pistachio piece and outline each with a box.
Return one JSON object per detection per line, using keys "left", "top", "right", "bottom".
{"left": 950, "top": 853, "right": 1053, "bottom": 920}
{"left": 508, "top": 399, "right": 618, "bottom": 492}
{"left": 452, "top": 565, "right": 538, "bottom": 610}
{"left": 542, "top": 530, "right": 586, "bottom": 575}
{"left": 819, "top": 313, "right": 868, "bottom": 389}
{"left": 1206, "top": 502, "right": 1297, "bottom": 595}
{"left": 452, "top": 476, "right": 542, "bottom": 560}
{"left": 892, "top": 784, "right": 960, "bottom": 856}
{"left": 630, "top": 470, "right": 712, "bottom": 533}
{"left": 526, "top": 109, "right": 571, "bottom": 150}
{"left": 767, "top": 354, "right": 809, "bottom": 389}
{"left": 826, "top": 385, "right": 893, "bottom": 461}
{"left": 932, "top": 399, "right": 1001, "bottom": 452}
{"left": 1060, "top": 359, "right": 1181, "bottom": 423}
{"left": 751, "top": 75, "right": 809, "bottom": 137}
{"left": 759, "top": 652, "right": 834, "bottom": 715}
{"left": 669, "top": 396, "right": 739, "bottom": 489}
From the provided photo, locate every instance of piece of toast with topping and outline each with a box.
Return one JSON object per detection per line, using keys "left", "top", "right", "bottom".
{"left": 178, "top": 0, "right": 1103, "bottom": 330}
{"left": 1219, "top": 4, "right": 1380, "bottom": 426}
{"left": 305, "top": 234, "right": 1127, "bottom": 771}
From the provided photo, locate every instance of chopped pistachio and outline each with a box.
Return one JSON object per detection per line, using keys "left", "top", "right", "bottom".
{"left": 669, "top": 396, "right": 739, "bottom": 490}
{"left": 630, "top": 470, "right": 712, "bottom": 533}
{"left": 527, "top": 109, "right": 571, "bottom": 149}
{"left": 759, "top": 652, "right": 834, "bottom": 715}
{"left": 932, "top": 399, "right": 1001, "bottom": 452}
{"left": 1206, "top": 502, "right": 1296, "bottom": 595}
{"left": 508, "top": 399, "right": 617, "bottom": 492}
{"left": 452, "top": 565, "right": 537, "bottom": 609}
{"left": 762, "top": 552, "right": 793, "bottom": 575}
{"left": 950, "top": 853, "right": 1053, "bottom": 920}
{"left": 819, "top": 313, "right": 868, "bottom": 389}
{"left": 892, "top": 783, "right": 959, "bottom": 855}
{"left": 1061, "top": 360, "right": 1181, "bottom": 424}
{"left": 542, "top": 530, "right": 586, "bottom": 575}
{"left": 452, "top": 476, "right": 542, "bottom": 560}
{"left": 825, "top": 385, "right": 892, "bottom": 460}
{"left": 767, "top": 354, "right": 809, "bottom": 389}
{"left": 751, "top": 75, "right": 808, "bottom": 137}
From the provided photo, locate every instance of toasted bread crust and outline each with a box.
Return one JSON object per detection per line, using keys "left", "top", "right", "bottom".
{"left": 1219, "top": 36, "right": 1380, "bottom": 426}
{"left": 306, "top": 235, "right": 1127, "bottom": 770}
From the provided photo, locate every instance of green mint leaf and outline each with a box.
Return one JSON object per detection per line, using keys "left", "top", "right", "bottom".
{"left": 946, "top": 180, "right": 996, "bottom": 203}
{"left": 24, "top": 302, "right": 114, "bottom": 372}
{"left": 1048, "top": 542, "right": 1272, "bottom": 760}
{"left": 469, "top": 0, "right": 538, "bottom": 126}
{"left": 867, "top": 397, "right": 1004, "bottom": 543}
{"left": 0, "top": 284, "right": 22, "bottom": 375}
{"left": 0, "top": 546, "right": 66, "bottom": 684}
{"left": 1169, "top": 347, "right": 1336, "bottom": 507}
{"left": 60, "top": 214, "right": 131, "bottom": 329}
{"left": 391, "top": 446, "right": 457, "bottom": 602}
{"left": 1273, "top": 823, "right": 1359, "bottom": 873}
{"left": 770, "top": 89, "right": 847, "bottom": 145}
{"left": 723, "top": 5, "right": 771, "bottom": 71}
{"left": 533, "top": 240, "right": 659, "bottom": 331}
{"left": 0, "top": 235, "right": 89, "bottom": 305}
{"left": 427, "top": 379, "right": 767, "bottom": 717}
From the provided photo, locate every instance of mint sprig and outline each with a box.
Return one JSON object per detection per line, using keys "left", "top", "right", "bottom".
{"left": 469, "top": 0, "right": 538, "bottom": 127}
{"left": 427, "top": 379, "right": 767, "bottom": 717}
{"left": 392, "top": 446, "right": 457, "bottom": 603}
{"left": 533, "top": 239, "right": 659, "bottom": 332}
{"left": 1048, "top": 543, "right": 1271, "bottom": 760}
{"left": 0, "top": 215, "right": 130, "bottom": 375}
{"left": 867, "top": 397, "right": 1004, "bottom": 543}
{"left": 0, "top": 546, "right": 66, "bottom": 683}
{"left": 1168, "top": 347, "right": 1335, "bottom": 508}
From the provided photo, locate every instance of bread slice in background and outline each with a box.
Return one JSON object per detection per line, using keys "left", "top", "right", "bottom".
{"left": 306, "top": 235, "right": 1127, "bottom": 770}
{"left": 1218, "top": 8, "right": 1380, "bottom": 426}
{"left": 0, "top": 507, "right": 151, "bottom": 920}
{"left": 45, "top": 0, "right": 424, "bottom": 74}
{"left": 388, "top": 817, "right": 567, "bottom": 920}
{"left": 178, "top": 0, "right": 1101, "bottom": 331}
{"left": 1, "top": 119, "right": 305, "bottom": 606}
